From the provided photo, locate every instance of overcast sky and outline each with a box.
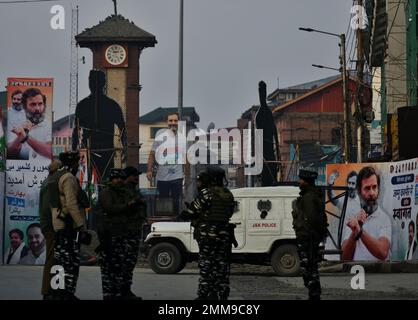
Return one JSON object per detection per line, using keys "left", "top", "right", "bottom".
{"left": 0, "top": 0, "right": 353, "bottom": 129}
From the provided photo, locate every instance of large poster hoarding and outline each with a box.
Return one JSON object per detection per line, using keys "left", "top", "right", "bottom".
{"left": 3, "top": 78, "right": 52, "bottom": 265}
{"left": 325, "top": 158, "right": 418, "bottom": 261}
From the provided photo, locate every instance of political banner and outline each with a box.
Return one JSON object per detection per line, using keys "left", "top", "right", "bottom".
{"left": 3, "top": 78, "right": 53, "bottom": 265}
{"left": 0, "top": 108, "right": 5, "bottom": 172}
{"left": 0, "top": 172, "right": 4, "bottom": 263}
{"left": 325, "top": 158, "right": 418, "bottom": 261}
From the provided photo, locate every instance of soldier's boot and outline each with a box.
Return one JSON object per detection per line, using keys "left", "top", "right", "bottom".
{"left": 59, "top": 291, "right": 80, "bottom": 300}
{"left": 219, "top": 294, "right": 228, "bottom": 301}
{"left": 207, "top": 293, "right": 219, "bottom": 300}
{"left": 219, "top": 286, "right": 230, "bottom": 300}
{"left": 308, "top": 294, "right": 321, "bottom": 301}
{"left": 308, "top": 280, "right": 321, "bottom": 301}
{"left": 121, "top": 284, "right": 142, "bottom": 300}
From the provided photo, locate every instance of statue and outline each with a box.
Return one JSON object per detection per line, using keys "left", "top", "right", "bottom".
{"left": 255, "top": 81, "right": 280, "bottom": 186}
{"left": 72, "top": 69, "right": 127, "bottom": 182}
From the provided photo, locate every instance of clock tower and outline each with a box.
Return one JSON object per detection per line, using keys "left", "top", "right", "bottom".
{"left": 75, "top": 14, "right": 157, "bottom": 167}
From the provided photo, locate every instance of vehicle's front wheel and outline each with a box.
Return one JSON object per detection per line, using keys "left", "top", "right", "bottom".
{"left": 271, "top": 244, "right": 300, "bottom": 277}
{"left": 148, "top": 242, "right": 184, "bottom": 274}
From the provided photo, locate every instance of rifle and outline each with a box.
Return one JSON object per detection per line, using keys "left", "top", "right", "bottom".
{"left": 228, "top": 223, "right": 238, "bottom": 248}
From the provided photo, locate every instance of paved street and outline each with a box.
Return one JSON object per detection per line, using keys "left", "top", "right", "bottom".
{"left": 0, "top": 264, "right": 417, "bottom": 300}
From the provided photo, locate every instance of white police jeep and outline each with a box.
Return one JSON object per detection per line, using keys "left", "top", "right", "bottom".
{"left": 144, "top": 186, "right": 302, "bottom": 276}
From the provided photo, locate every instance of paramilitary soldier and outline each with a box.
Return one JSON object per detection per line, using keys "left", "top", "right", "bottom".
{"left": 39, "top": 159, "right": 61, "bottom": 300}
{"left": 123, "top": 166, "right": 147, "bottom": 299}
{"left": 97, "top": 168, "right": 144, "bottom": 300}
{"left": 180, "top": 166, "right": 236, "bottom": 300}
{"left": 48, "top": 151, "right": 91, "bottom": 300}
{"left": 292, "top": 169, "right": 328, "bottom": 300}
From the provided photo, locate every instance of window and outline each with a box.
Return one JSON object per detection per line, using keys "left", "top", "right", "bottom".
{"left": 331, "top": 127, "right": 342, "bottom": 145}
{"left": 63, "top": 137, "right": 67, "bottom": 145}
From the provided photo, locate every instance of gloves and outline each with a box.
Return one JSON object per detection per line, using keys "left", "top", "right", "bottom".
{"left": 74, "top": 227, "right": 92, "bottom": 245}
{"left": 179, "top": 210, "right": 191, "bottom": 221}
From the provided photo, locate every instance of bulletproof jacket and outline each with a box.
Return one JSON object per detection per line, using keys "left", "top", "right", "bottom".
{"left": 203, "top": 186, "right": 235, "bottom": 223}
{"left": 39, "top": 179, "right": 53, "bottom": 234}
{"left": 125, "top": 184, "right": 147, "bottom": 233}
{"left": 47, "top": 169, "right": 68, "bottom": 210}
{"left": 97, "top": 183, "right": 131, "bottom": 236}
{"left": 47, "top": 169, "right": 90, "bottom": 211}
{"left": 292, "top": 185, "right": 328, "bottom": 240}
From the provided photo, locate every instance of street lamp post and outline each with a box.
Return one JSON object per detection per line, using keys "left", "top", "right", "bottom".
{"left": 299, "top": 27, "right": 351, "bottom": 163}
{"left": 178, "top": 0, "right": 184, "bottom": 121}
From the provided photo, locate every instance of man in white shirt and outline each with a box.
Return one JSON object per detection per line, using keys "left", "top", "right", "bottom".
{"left": 342, "top": 166, "right": 391, "bottom": 261}
{"left": 147, "top": 113, "right": 184, "bottom": 216}
{"left": 7, "top": 88, "right": 52, "bottom": 161}
{"left": 19, "top": 223, "right": 46, "bottom": 265}
{"left": 413, "top": 215, "right": 418, "bottom": 260}
{"left": 328, "top": 170, "right": 361, "bottom": 217}
{"left": 7, "top": 90, "right": 26, "bottom": 130}
{"left": 406, "top": 220, "right": 417, "bottom": 260}
{"left": 4, "top": 228, "right": 29, "bottom": 264}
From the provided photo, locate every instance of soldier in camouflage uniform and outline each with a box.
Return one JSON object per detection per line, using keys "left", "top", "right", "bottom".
{"left": 48, "top": 151, "right": 90, "bottom": 300}
{"left": 39, "top": 159, "right": 61, "bottom": 300}
{"left": 181, "top": 166, "right": 235, "bottom": 300}
{"left": 97, "top": 168, "right": 143, "bottom": 300}
{"left": 122, "top": 166, "right": 147, "bottom": 299}
{"left": 292, "top": 169, "right": 328, "bottom": 300}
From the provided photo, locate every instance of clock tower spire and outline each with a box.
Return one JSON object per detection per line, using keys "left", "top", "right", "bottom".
{"left": 75, "top": 14, "right": 157, "bottom": 170}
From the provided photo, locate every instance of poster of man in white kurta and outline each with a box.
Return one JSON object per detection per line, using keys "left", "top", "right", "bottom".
{"left": 4, "top": 78, "right": 53, "bottom": 265}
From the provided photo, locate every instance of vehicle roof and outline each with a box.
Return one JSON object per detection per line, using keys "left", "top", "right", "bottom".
{"left": 231, "top": 186, "right": 299, "bottom": 198}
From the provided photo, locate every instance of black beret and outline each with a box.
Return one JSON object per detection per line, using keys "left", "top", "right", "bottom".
{"left": 59, "top": 151, "right": 80, "bottom": 165}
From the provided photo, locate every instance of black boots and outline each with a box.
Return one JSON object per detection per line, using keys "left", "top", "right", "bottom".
{"left": 121, "top": 285, "right": 142, "bottom": 300}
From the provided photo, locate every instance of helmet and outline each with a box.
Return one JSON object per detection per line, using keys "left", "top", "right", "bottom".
{"left": 59, "top": 151, "right": 80, "bottom": 167}
{"left": 123, "top": 166, "right": 142, "bottom": 177}
{"left": 109, "top": 168, "right": 127, "bottom": 180}
{"left": 206, "top": 166, "right": 226, "bottom": 186}
{"left": 197, "top": 171, "right": 212, "bottom": 187}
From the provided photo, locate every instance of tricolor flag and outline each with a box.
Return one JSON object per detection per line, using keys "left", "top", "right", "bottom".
{"left": 89, "top": 165, "right": 99, "bottom": 207}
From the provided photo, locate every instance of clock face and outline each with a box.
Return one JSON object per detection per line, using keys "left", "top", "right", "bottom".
{"left": 105, "top": 44, "right": 127, "bottom": 65}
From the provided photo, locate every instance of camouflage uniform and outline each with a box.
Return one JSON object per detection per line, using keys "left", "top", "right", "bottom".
{"left": 53, "top": 229, "right": 81, "bottom": 296}
{"left": 182, "top": 180, "right": 234, "bottom": 300}
{"left": 97, "top": 180, "right": 129, "bottom": 299}
{"left": 97, "top": 169, "right": 144, "bottom": 299}
{"left": 123, "top": 182, "right": 147, "bottom": 295}
{"left": 48, "top": 152, "right": 88, "bottom": 300}
{"left": 292, "top": 170, "right": 328, "bottom": 300}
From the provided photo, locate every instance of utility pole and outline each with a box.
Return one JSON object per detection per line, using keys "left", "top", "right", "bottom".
{"left": 299, "top": 27, "right": 352, "bottom": 163}
{"left": 69, "top": 5, "right": 79, "bottom": 133}
{"left": 178, "top": 0, "right": 184, "bottom": 120}
{"left": 340, "top": 33, "right": 351, "bottom": 163}
{"left": 112, "top": 0, "right": 117, "bottom": 15}
{"left": 356, "top": 0, "right": 365, "bottom": 163}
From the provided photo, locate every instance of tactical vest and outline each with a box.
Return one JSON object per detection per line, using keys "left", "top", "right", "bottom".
{"left": 47, "top": 169, "right": 89, "bottom": 210}
{"left": 205, "top": 186, "right": 234, "bottom": 223}
{"left": 46, "top": 169, "right": 68, "bottom": 210}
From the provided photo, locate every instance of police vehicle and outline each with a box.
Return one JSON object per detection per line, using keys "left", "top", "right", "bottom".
{"left": 143, "top": 185, "right": 305, "bottom": 276}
